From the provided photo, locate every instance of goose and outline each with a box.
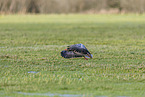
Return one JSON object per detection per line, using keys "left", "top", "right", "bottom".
{"left": 61, "top": 44, "right": 92, "bottom": 60}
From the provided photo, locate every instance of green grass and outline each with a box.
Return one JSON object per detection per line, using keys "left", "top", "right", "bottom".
{"left": 0, "top": 14, "right": 145, "bottom": 97}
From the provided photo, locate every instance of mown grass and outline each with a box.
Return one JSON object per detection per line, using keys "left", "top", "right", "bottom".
{"left": 0, "top": 14, "right": 145, "bottom": 97}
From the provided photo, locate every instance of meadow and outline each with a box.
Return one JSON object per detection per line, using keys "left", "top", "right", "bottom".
{"left": 0, "top": 14, "right": 145, "bottom": 97}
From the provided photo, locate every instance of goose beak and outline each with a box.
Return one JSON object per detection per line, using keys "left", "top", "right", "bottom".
{"left": 87, "top": 53, "right": 92, "bottom": 58}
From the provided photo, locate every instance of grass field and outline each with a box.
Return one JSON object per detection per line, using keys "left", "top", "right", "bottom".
{"left": 0, "top": 14, "right": 145, "bottom": 97}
